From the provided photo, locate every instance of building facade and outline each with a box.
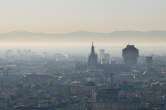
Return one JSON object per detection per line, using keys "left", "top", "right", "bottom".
{"left": 122, "top": 45, "right": 139, "bottom": 65}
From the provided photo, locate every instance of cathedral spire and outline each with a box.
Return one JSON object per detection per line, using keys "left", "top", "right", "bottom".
{"left": 88, "top": 42, "right": 98, "bottom": 67}
{"left": 91, "top": 42, "right": 95, "bottom": 54}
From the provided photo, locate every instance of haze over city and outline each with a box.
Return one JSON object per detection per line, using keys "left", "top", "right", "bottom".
{"left": 1, "top": 1, "right": 166, "bottom": 110}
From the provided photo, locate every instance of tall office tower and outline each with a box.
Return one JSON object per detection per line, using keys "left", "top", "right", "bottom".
{"left": 99, "top": 49, "right": 105, "bottom": 64}
{"left": 99, "top": 49, "right": 110, "bottom": 64}
{"left": 103, "top": 53, "right": 110, "bottom": 64}
{"left": 99, "top": 49, "right": 105, "bottom": 57}
{"left": 88, "top": 43, "right": 98, "bottom": 67}
{"left": 122, "top": 45, "right": 139, "bottom": 65}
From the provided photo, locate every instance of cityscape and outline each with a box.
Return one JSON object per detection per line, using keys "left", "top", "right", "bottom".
{"left": 1, "top": 0, "right": 166, "bottom": 110}
{"left": 0, "top": 43, "right": 166, "bottom": 110}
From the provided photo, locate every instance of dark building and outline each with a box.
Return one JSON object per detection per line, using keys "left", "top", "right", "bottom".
{"left": 122, "top": 45, "right": 139, "bottom": 65}
{"left": 88, "top": 43, "right": 98, "bottom": 67}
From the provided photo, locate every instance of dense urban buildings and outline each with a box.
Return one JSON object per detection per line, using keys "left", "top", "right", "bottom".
{"left": 0, "top": 0, "right": 165, "bottom": 110}
{"left": 0, "top": 44, "right": 166, "bottom": 110}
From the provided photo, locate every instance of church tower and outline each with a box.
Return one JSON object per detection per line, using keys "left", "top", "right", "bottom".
{"left": 88, "top": 43, "right": 98, "bottom": 67}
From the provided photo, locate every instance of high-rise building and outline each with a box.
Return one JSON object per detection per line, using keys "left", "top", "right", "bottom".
{"left": 99, "top": 49, "right": 105, "bottom": 64}
{"left": 103, "top": 53, "right": 110, "bottom": 64}
{"left": 99, "top": 49, "right": 105, "bottom": 57}
{"left": 122, "top": 45, "right": 139, "bottom": 65}
{"left": 99, "top": 49, "right": 110, "bottom": 64}
{"left": 88, "top": 43, "right": 98, "bottom": 67}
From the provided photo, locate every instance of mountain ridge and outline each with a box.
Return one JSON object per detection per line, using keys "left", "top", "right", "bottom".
{"left": 1, "top": 30, "right": 166, "bottom": 37}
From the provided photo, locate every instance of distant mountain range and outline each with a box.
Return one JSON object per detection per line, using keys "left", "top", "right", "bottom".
{"left": 0, "top": 30, "right": 166, "bottom": 45}
{"left": 1, "top": 30, "right": 166, "bottom": 37}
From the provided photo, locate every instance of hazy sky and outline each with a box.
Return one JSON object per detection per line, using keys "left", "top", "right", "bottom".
{"left": 0, "top": 0, "right": 166, "bottom": 33}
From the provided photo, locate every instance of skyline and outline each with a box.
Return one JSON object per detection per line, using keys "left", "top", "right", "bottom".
{"left": 0, "top": 0, "right": 166, "bottom": 33}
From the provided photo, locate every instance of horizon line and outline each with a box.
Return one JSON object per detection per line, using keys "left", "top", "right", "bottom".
{"left": 1, "top": 29, "right": 166, "bottom": 34}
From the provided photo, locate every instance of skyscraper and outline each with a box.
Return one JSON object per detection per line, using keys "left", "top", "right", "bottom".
{"left": 122, "top": 45, "right": 139, "bottom": 65}
{"left": 99, "top": 49, "right": 105, "bottom": 64}
{"left": 88, "top": 43, "right": 98, "bottom": 67}
{"left": 99, "top": 49, "right": 110, "bottom": 64}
